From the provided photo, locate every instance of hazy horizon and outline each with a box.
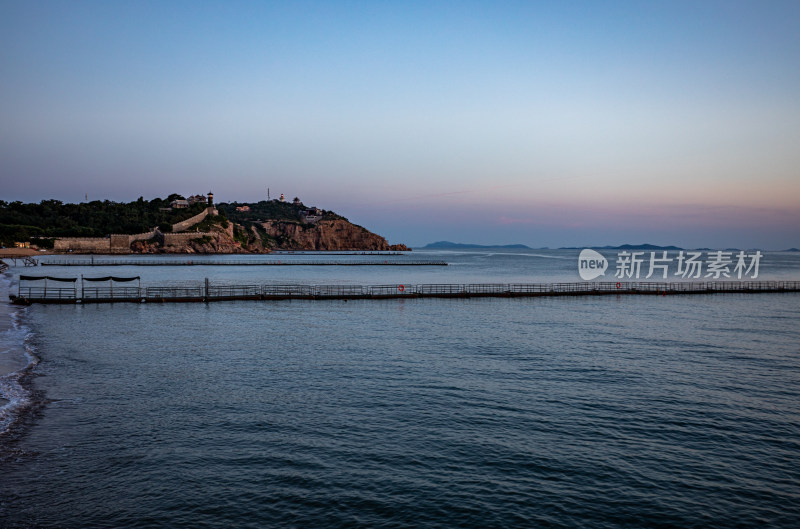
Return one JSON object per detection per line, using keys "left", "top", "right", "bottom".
{"left": 2, "top": 1, "right": 799, "bottom": 249}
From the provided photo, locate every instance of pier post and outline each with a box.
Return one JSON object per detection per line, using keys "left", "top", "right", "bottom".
{"left": 205, "top": 277, "right": 209, "bottom": 302}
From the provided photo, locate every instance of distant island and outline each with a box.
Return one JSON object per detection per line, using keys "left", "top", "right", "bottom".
{"left": 564, "top": 244, "right": 780, "bottom": 251}
{"left": 423, "top": 242, "right": 686, "bottom": 251}
{"left": 0, "top": 194, "right": 408, "bottom": 254}
{"left": 422, "top": 241, "right": 534, "bottom": 250}
{"left": 417, "top": 241, "right": 789, "bottom": 252}
{"left": 559, "top": 244, "right": 683, "bottom": 251}
{"left": 422, "top": 241, "right": 683, "bottom": 250}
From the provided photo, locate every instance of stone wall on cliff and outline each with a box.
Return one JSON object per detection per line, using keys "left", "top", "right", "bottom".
{"left": 110, "top": 234, "right": 131, "bottom": 253}
{"left": 54, "top": 229, "right": 159, "bottom": 254}
{"left": 171, "top": 207, "right": 217, "bottom": 233}
{"left": 53, "top": 237, "right": 110, "bottom": 253}
{"left": 128, "top": 229, "right": 158, "bottom": 243}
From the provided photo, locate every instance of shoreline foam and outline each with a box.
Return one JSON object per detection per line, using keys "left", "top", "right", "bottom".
{"left": 0, "top": 273, "right": 39, "bottom": 441}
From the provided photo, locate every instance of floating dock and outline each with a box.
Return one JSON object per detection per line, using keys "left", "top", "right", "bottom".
{"left": 9, "top": 280, "right": 800, "bottom": 305}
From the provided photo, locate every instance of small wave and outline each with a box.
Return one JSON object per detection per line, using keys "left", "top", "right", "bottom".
{"left": 0, "top": 366, "right": 36, "bottom": 435}
{"left": 0, "top": 277, "right": 40, "bottom": 440}
{"left": 0, "top": 366, "right": 39, "bottom": 443}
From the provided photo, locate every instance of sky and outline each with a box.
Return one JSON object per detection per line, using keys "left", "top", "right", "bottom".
{"left": 1, "top": 0, "right": 799, "bottom": 249}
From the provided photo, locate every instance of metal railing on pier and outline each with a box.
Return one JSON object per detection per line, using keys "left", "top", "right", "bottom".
{"left": 262, "top": 284, "right": 314, "bottom": 297}
{"left": 145, "top": 286, "right": 205, "bottom": 300}
{"left": 15, "top": 286, "right": 78, "bottom": 301}
{"left": 82, "top": 286, "right": 142, "bottom": 300}
{"left": 10, "top": 279, "right": 800, "bottom": 305}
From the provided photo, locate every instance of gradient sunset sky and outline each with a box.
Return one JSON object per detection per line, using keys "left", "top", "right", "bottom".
{"left": 2, "top": 1, "right": 798, "bottom": 249}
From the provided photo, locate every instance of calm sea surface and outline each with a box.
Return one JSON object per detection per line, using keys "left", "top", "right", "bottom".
{"left": 2, "top": 249, "right": 800, "bottom": 528}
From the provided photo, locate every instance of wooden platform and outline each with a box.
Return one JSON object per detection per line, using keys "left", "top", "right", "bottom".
{"left": 1, "top": 256, "right": 38, "bottom": 267}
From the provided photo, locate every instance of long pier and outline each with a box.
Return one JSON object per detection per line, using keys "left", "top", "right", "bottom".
{"left": 41, "top": 259, "right": 447, "bottom": 267}
{"left": 10, "top": 280, "right": 800, "bottom": 305}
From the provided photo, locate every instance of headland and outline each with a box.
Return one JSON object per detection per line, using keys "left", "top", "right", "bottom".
{"left": 0, "top": 195, "right": 408, "bottom": 254}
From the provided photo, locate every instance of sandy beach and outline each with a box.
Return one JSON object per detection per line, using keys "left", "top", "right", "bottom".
{"left": 0, "top": 248, "right": 52, "bottom": 257}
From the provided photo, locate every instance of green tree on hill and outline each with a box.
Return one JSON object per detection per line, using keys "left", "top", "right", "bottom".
{"left": 0, "top": 196, "right": 206, "bottom": 246}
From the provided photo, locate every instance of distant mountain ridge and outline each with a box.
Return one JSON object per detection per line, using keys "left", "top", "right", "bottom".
{"left": 421, "top": 241, "right": 790, "bottom": 251}
{"left": 422, "top": 241, "right": 532, "bottom": 249}
{"left": 423, "top": 241, "right": 682, "bottom": 251}
{"left": 560, "top": 244, "right": 683, "bottom": 250}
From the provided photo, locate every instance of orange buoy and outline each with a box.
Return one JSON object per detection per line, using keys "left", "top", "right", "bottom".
{"left": 398, "top": 284, "right": 405, "bottom": 292}
{"left": 616, "top": 282, "right": 621, "bottom": 289}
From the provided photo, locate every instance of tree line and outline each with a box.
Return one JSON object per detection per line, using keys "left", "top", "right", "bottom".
{"left": 0, "top": 195, "right": 207, "bottom": 247}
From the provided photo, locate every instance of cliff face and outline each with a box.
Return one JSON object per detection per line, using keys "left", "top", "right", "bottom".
{"left": 261, "top": 219, "right": 407, "bottom": 251}
{"left": 129, "top": 217, "right": 408, "bottom": 254}
{"left": 181, "top": 223, "right": 250, "bottom": 253}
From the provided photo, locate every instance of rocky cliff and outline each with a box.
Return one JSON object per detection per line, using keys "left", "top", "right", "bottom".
{"left": 261, "top": 219, "right": 408, "bottom": 251}
{"left": 129, "top": 217, "right": 408, "bottom": 254}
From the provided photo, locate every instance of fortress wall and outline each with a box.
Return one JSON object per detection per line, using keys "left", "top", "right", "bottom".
{"left": 172, "top": 207, "right": 216, "bottom": 233}
{"left": 128, "top": 229, "right": 158, "bottom": 243}
{"left": 110, "top": 234, "right": 131, "bottom": 253}
{"left": 53, "top": 237, "right": 111, "bottom": 253}
{"left": 56, "top": 230, "right": 160, "bottom": 254}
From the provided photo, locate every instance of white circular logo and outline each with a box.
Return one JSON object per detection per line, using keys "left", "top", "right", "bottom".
{"left": 578, "top": 249, "right": 608, "bottom": 280}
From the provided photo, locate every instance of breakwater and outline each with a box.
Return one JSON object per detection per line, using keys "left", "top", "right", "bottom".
{"left": 10, "top": 280, "right": 800, "bottom": 305}
{"left": 41, "top": 259, "right": 447, "bottom": 267}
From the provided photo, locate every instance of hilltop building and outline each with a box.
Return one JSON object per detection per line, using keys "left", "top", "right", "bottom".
{"left": 300, "top": 207, "right": 323, "bottom": 224}
{"left": 170, "top": 192, "right": 213, "bottom": 210}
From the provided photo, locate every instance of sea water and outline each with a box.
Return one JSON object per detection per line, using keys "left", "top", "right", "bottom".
{"left": 1, "top": 249, "right": 799, "bottom": 528}
{"left": 0, "top": 275, "right": 38, "bottom": 440}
